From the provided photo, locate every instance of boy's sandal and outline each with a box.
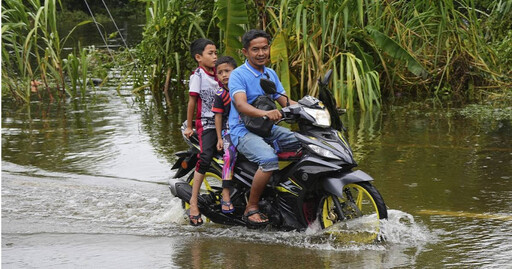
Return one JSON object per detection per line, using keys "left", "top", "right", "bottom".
{"left": 189, "top": 214, "right": 203, "bottom": 226}
{"left": 221, "top": 200, "right": 235, "bottom": 214}
{"left": 242, "top": 209, "right": 269, "bottom": 227}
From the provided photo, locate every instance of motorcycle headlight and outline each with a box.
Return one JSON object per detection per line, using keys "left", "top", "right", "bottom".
{"left": 307, "top": 144, "right": 340, "bottom": 160}
{"left": 304, "top": 107, "right": 331, "bottom": 127}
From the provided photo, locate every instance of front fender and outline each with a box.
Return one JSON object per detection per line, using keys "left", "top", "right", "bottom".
{"left": 322, "top": 170, "right": 374, "bottom": 198}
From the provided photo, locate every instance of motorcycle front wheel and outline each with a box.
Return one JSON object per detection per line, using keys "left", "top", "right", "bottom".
{"left": 319, "top": 182, "right": 387, "bottom": 241}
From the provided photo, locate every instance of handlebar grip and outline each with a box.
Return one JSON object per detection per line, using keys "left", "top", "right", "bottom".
{"left": 263, "top": 110, "right": 284, "bottom": 121}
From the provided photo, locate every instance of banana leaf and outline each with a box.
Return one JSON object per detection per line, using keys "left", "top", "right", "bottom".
{"left": 216, "top": 0, "right": 249, "bottom": 64}
{"left": 270, "top": 31, "right": 291, "bottom": 96}
{"left": 366, "top": 26, "right": 428, "bottom": 78}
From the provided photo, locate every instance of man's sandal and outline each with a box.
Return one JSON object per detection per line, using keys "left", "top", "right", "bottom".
{"left": 189, "top": 214, "right": 203, "bottom": 226}
{"left": 221, "top": 200, "right": 235, "bottom": 214}
{"left": 242, "top": 209, "right": 269, "bottom": 227}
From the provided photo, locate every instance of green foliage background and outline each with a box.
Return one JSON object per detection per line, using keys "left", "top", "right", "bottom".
{"left": 2, "top": 0, "right": 511, "bottom": 109}
{"left": 131, "top": 0, "right": 511, "bottom": 110}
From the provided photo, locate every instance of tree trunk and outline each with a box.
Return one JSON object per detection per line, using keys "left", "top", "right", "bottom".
{"left": 255, "top": 0, "right": 267, "bottom": 30}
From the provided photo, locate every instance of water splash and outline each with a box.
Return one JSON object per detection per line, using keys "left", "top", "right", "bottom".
{"left": 150, "top": 197, "right": 188, "bottom": 225}
{"left": 154, "top": 208, "right": 434, "bottom": 252}
{"left": 2, "top": 162, "right": 433, "bottom": 252}
{"left": 380, "top": 210, "right": 434, "bottom": 245}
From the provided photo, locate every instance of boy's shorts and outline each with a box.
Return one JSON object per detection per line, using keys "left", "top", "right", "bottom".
{"left": 196, "top": 128, "right": 216, "bottom": 174}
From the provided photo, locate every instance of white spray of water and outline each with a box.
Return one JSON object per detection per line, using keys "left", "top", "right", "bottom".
{"left": 380, "top": 209, "right": 435, "bottom": 245}
{"left": 150, "top": 197, "right": 188, "bottom": 225}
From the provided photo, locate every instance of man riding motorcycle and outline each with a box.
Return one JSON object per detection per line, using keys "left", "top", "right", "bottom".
{"left": 228, "top": 29, "right": 301, "bottom": 226}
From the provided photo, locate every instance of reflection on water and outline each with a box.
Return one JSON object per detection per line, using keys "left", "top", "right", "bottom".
{"left": 2, "top": 85, "right": 512, "bottom": 267}
{"left": 1, "top": 87, "right": 185, "bottom": 183}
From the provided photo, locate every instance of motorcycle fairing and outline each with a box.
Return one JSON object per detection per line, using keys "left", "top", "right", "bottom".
{"left": 275, "top": 177, "right": 303, "bottom": 196}
{"left": 232, "top": 161, "right": 258, "bottom": 187}
{"left": 294, "top": 155, "right": 342, "bottom": 175}
{"left": 171, "top": 151, "right": 188, "bottom": 170}
{"left": 322, "top": 170, "right": 374, "bottom": 198}
{"left": 276, "top": 192, "right": 306, "bottom": 230}
{"left": 294, "top": 132, "right": 355, "bottom": 165}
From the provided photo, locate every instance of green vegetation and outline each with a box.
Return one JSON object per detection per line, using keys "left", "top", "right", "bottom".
{"left": 132, "top": 0, "right": 511, "bottom": 110}
{"left": 131, "top": 0, "right": 210, "bottom": 104}
{"left": 2, "top": 0, "right": 511, "bottom": 109}
{"left": 1, "top": 0, "right": 107, "bottom": 103}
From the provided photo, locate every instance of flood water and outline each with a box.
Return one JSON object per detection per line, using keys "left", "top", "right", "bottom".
{"left": 2, "top": 79, "right": 511, "bottom": 268}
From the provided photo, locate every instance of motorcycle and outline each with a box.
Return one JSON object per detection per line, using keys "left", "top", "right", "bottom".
{"left": 169, "top": 70, "right": 387, "bottom": 238}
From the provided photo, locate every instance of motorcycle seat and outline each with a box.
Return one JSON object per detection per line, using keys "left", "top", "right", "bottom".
{"left": 277, "top": 149, "right": 303, "bottom": 160}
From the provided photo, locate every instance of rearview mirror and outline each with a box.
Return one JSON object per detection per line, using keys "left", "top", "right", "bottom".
{"left": 260, "top": 78, "right": 277, "bottom": 95}
{"left": 260, "top": 78, "right": 289, "bottom": 106}
{"left": 320, "top": 69, "right": 333, "bottom": 87}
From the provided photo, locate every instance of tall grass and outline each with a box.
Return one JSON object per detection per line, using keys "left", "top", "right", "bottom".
{"left": 133, "top": 0, "right": 207, "bottom": 104}
{"left": 363, "top": 0, "right": 510, "bottom": 99}
{"left": 2, "top": 0, "right": 94, "bottom": 103}
{"left": 263, "top": 0, "right": 382, "bottom": 110}
{"left": 260, "top": 0, "right": 511, "bottom": 107}
{"left": 74, "top": 0, "right": 511, "bottom": 109}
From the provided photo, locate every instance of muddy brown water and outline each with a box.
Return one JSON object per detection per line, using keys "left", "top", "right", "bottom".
{"left": 2, "top": 84, "right": 511, "bottom": 268}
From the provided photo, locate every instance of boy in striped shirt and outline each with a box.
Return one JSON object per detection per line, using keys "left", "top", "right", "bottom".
{"left": 212, "top": 56, "right": 237, "bottom": 214}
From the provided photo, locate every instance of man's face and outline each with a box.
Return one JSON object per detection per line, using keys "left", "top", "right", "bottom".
{"left": 243, "top": 37, "right": 269, "bottom": 71}
{"left": 216, "top": 63, "right": 234, "bottom": 87}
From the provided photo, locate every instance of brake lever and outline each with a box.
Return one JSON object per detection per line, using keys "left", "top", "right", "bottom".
{"left": 275, "top": 109, "right": 286, "bottom": 124}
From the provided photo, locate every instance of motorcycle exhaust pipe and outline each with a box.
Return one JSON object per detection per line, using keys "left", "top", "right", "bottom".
{"left": 168, "top": 178, "right": 246, "bottom": 226}
{"left": 168, "top": 178, "right": 192, "bottom": 202}
{"left": 168, "top": 178, "right": 211, "bottom": 206}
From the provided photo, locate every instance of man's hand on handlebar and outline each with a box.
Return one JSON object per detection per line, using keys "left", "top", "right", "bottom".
{"left": 264, "top": 109, "right": 282, "bottom": 121}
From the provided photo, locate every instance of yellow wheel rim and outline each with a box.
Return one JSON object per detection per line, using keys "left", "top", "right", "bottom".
{"left": 320, "top": 183, "right": 382, "bottom": 243}
{"left": 344, "top": 183, "right": 380, "bottom": 219}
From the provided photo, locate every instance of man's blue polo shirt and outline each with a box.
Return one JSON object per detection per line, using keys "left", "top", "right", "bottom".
{"left": 228, "top": 60, "right": 286, "bottom": 146}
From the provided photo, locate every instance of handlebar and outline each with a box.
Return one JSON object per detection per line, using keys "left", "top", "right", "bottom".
{"left": 262, "top": 109, "right": 286, "bottom": 122}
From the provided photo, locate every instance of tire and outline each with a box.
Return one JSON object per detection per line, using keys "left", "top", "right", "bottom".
{"left": 181, "top": 167, "right": 222, "bottom": 210}
{"left": 319, "top": 181, "right": 387, "bottom": 241}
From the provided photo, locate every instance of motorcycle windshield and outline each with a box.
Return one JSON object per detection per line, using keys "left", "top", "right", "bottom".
{"left": 318, "top": 84, "right": 343, "bottom": 131}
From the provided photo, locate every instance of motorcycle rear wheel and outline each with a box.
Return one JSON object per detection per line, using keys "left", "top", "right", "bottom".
{"left": 319, "top": 182, "right": 387, "bottom": 241}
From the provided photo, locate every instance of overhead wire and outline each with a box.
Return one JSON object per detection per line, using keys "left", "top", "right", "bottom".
{"left": 82, "top": 0, "right": 115, "bottom": 62}
{"left": 99, "top": 0, "right": 137, "bottom": 65}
